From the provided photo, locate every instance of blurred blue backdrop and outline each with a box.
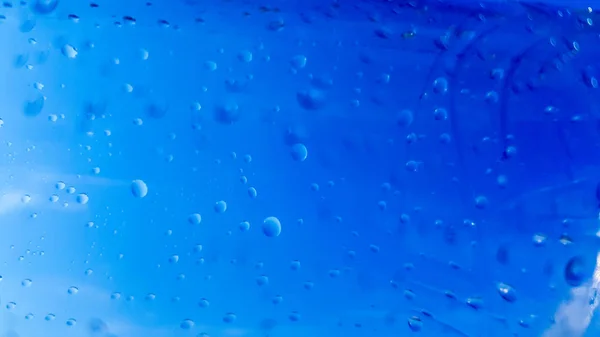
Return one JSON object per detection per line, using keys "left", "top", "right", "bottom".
{"left": 1, "top": 0, "right": 600, "bottom": 336}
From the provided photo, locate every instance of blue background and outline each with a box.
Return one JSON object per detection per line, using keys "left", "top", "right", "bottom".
{"left": 0, "top": 0, "right": 600, "bottom": 336}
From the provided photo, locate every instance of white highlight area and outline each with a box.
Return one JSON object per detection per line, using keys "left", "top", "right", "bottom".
{"left": 544, "top": 253, "right": 600, "bottom": 337}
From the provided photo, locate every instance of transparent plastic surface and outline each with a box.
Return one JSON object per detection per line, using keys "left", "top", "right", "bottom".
{"left": 0, "top": 0, "right": 599, "bottom": 336}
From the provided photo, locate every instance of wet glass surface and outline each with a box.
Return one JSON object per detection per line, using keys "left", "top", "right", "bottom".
{"left": 0, "top": 0, "right": 599, "bottom": 336}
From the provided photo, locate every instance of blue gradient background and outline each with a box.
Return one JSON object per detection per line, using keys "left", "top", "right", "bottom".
{"left": 1, "top": 0, "right": 600, "bottom": 336}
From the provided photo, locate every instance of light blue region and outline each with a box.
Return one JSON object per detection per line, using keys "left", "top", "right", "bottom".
{"left": 0, "top": 0, "right": 599, "bottom": 337}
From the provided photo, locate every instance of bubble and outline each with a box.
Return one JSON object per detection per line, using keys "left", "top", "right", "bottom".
{"left": 204, "top": 61, "right": 217, "bottom": 71}
{"left": 198, "top": 298, "right": 210, "bottom": 308}
{"left": 396, "top": 110, "right": 414, "bottom": 127}
{"left": 66, "top": 318, "right": 77, "bottom": 326}
{"left": 214, "top": 102, "right": 241, "bottom": 124}
{"left": 291, "top": 55, "right": 307, "bottom": 69}
{"left": 180, "top": 319, "right": 195, "bottom": 329}
{"left": 214, "top": 200, "right": 227, "bottom": 213}
{"left": 169, "top": 255, "right": 179, "bottom": 263}
{"left": 67, "top": 286, "right": 78, "bottom": 294}
{"left": 433, "top": 77, "right": 448, "bottom": 94}
{"left": 532, "top": 234, "right": 547, "bottom": 246}
{"left": 45, "top": 313, "right": 56, "bottom": 321}
{"left": 297, "top": 89, "right": 326, "bottom": 110}
{"left": 497, "top": 282, "right": 517, "bottom": 302}
{"left": 188, "top": 213, "right": 202, "bottom": 225}
{"left": 21, "top": 195, "right": 31, "bottom": 203}
{"left": 256, "top": 275, "right": 269, "bottom": 286}
{"left": 272, "top": 295, "right": 283, "bottom": 304}
{"left": 262, "top": 217, "right": 282, "bottom": 237}
{"left": 32, "top": 0, "right": 59, "bottom": 14}
{"left": 247, "top": 187, "right": 258, "bottom": 199}
{"left": 62, "top": 44, "right": 78, "bottom": 59}
{"left": 222, "top": 312, "right": 237, "bottom": 324}
{"left": 407, "top": 316, "right": 423, "bottom": 332}
{"left": 140, "top": 48, "right": 149, "bottom": 60}
{"left": 291, "top": 143, "right": 308, "bottom": 162}
{"left": 239, "top": 221, "right": 250, "bottom": 232}
{"left": 565, "top": 256, "right": 589, "bottom": 287}
{"left": 131, "top": 180, "right": 148, "bottom": 198}
{"left": 474, "top": 195, "right": 488, "bottom": 209}
{"left": 288, "top": 311, "right": 301, "bottom": 322}
{"left": 433, "top": 107, "right": 448, "bottom": 120}
{"left": 21, "top": 279, "right": 32, "bottom": 287}
{"left": 290, "top": 260, "right": 301, "bottom": 270}
{"left": 237, "top": 50, "right": 253, "bottom": 62}
{"left": 76, "top": 193, "right": 89, "bottom": 204}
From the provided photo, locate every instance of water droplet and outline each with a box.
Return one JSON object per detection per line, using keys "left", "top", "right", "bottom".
{"left": 408, "top": 316, "right": 423, "bottom": 332}
{"left": 67, "top": 286, "right": 78, "bottom": 294}
{"left": 66, "top": 318, "right": 77, "bottom": 326}
{"left": 180, "top": 319, "right": 195, "bottom": 329}
{"left": 288, "top": 311, "right": 301, "bottom": 322}
{"left": 214, "top": 200, "right": 227, "bottom": 213}
{"left": 131, "top": 180, "right": 148, "bottom": 198}
{"left": 262, "top": 217, "right": 281, "bottom": 237}
{"left": 62, "top": 44, "right": 78, "bottom": 58}
{"left": 32, "top": 0, "right": 59, "bottom": 14}
{"left": 223, "top": 313, "right": 237, "bottom": 323}
{"left": 433, "top": 77, "right": 448, "bottom": 94}
{"left": 396, "top": 110, "right": 414, "bottom": 127}
{"left": 76, "top": 193, "right": 89, "bottom": 204}
{"left": 21, "top": 279, "right": 32, "bottom": 287}
{"left": 291, "top": 143, "right": 308, "bottom": 162}
{"left": 256, "top": 275, "right": 269, "bottom": 286}
{"left": 291, "top": 55, "right": 307, "bottom": 69}
{"left": 565, "top": 256, "right": 588, "bottom": 287}
{"left": 237, "top": 50, "right": 253, "bottom": 63}
{"left": 188, "top": 213, "right": 202, "bottom": 225}
{"left": 239, "top": 221, "right": 250, "bottom": 232}
{"left": 497, "top": 282, "right": 517, "bottom": 302}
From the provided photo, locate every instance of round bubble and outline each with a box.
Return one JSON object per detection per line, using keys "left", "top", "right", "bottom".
{"left": 396, "top": 110, "right": 414, "bottom": 127}
{"left": 262, "top": 216, "right": 282, "bottom": 237}
{"left": 247, "top": 187, "right": 258, "bottom": 199}
{"left": 180, "top": 319, "right": 194, "bottom": 329}
{"left": 291, "top": 55, "right": 307, "bottom": 69}
{"left": 239, "top": 221, "right": 250, "bottom": 231}
{"left": 214, "top": 200, "right": 227, "bottom": 213}
{"left": 76, "top": 193, "right": 89, "bottom": 204}
{"left": 131, "top": 180, "right": 148, "bottom": 198}
{"left": 32, "top": 0, "right": 59, "bottom": 14}
{"left": 223, "top": 313, "right": 237, "bottom": 323}
{"left": 188, "top": 213, "right": 202, "bottom": 225}
{"left": 291, "top": 143, "right": 308, "bottom": 162}
{"left": 565, "top": 256, "right": 589, "bottom": 287}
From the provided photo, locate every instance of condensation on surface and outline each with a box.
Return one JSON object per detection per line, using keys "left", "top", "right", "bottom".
{"left": 0, "top": 0, "right": 600, "bottom": 336}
